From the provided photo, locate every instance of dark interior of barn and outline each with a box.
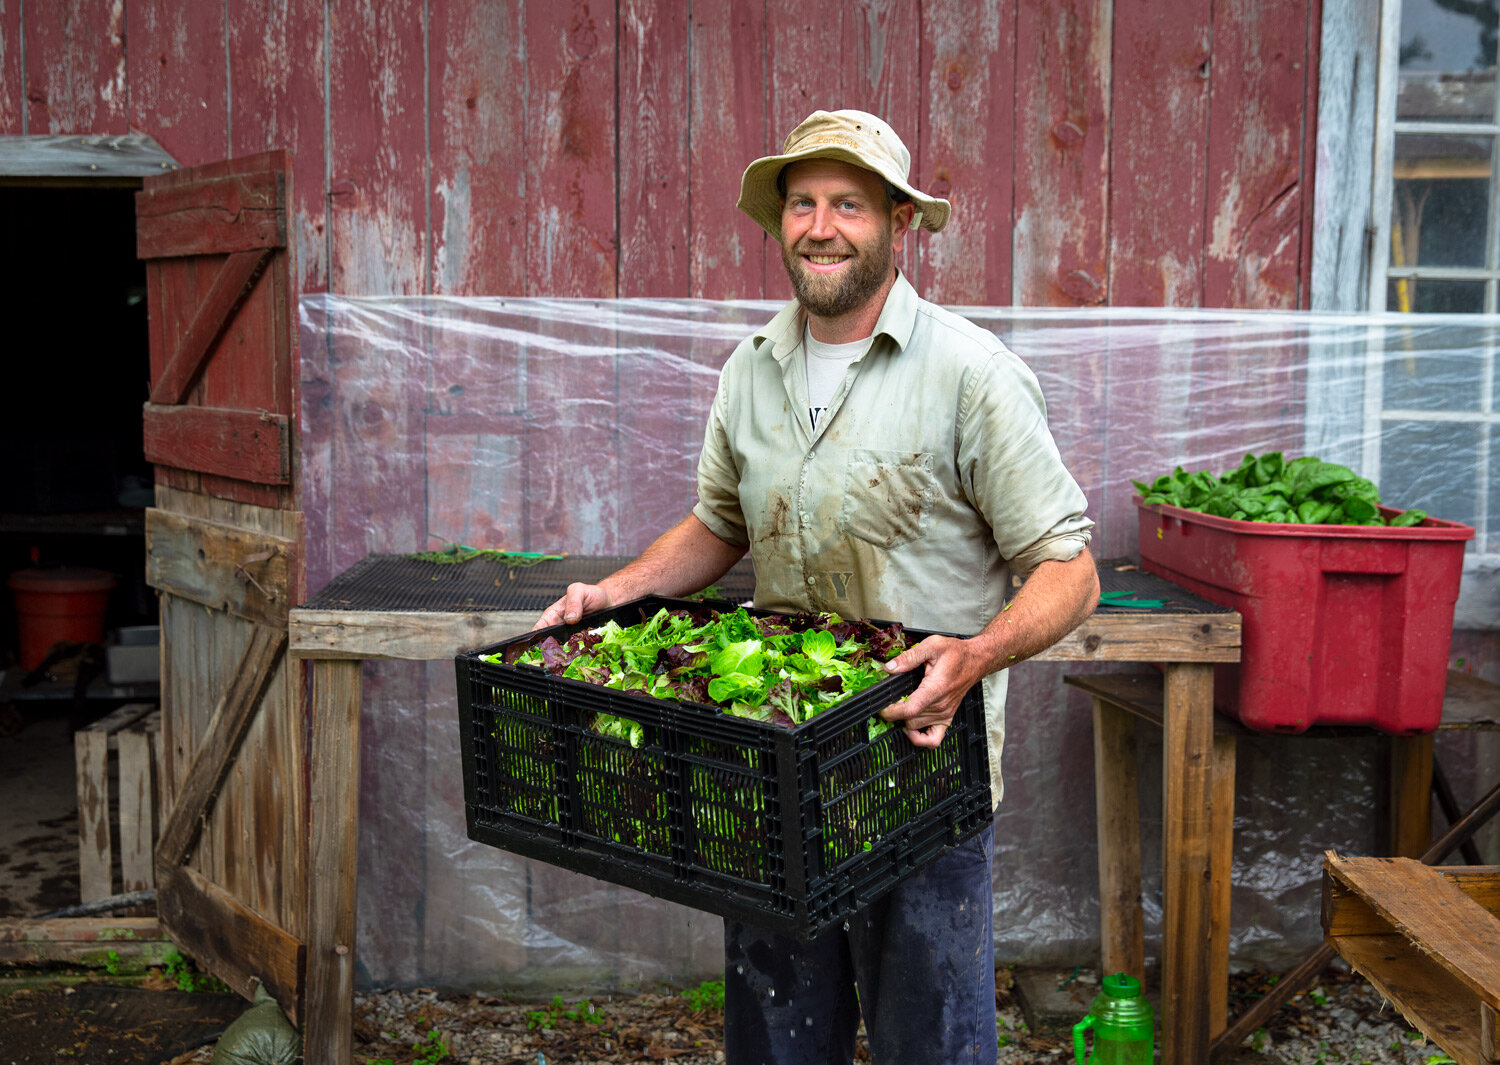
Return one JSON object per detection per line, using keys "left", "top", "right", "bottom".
{"left": 0, "top": 183, "right": 157, "bottom": 918}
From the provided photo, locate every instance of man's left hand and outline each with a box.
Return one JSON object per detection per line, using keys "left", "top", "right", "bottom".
{"left": 878, "top": 635, "right": 983, "bottom": 748}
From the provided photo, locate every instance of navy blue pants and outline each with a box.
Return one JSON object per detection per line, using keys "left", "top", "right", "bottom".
{"left": 723, "top": 825, "right": 997, "bottom": 1065}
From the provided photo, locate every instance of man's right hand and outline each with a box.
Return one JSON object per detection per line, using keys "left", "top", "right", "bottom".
{"left": 532, "top": 582, "right": 614, "bottom": 631}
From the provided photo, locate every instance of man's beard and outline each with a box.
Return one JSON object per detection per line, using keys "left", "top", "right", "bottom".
{"left": 781, "top": 234, "right": 893, "bottom": 319}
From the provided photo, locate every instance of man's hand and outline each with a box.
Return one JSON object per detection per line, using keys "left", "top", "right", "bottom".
{"left": 532, "top": 582, "right": 614, "bottom": 631}
{"left": 878, "top": 634, "right": 985, "bottom": 748}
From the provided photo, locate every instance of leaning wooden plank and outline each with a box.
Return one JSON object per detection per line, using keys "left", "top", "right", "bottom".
{"left": 155, "top": 864, "right": 302, "bottom": 1025}
{"left": 75, "top": 730, "right": 112, "bottom": 903}
{"left": 288, "top": 608, "right": 532, "bottom": 660}
{"left": 1335, "top": 933, "right": 1484, "bottom": 1065}
{"left": 1329, "top": 855, "right": 1500, "bottom": 1009}
{"left": 154, "top": 624, "right": 285, "bottom": 870}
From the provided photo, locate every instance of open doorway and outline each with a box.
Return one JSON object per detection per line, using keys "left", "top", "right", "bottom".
{"left": 0, "top": 181, "right": 156, "bottom": 917}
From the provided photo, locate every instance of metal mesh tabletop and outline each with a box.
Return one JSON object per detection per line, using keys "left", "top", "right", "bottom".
{"left": 299, "top": 554, "right": 757, "bottom": 614}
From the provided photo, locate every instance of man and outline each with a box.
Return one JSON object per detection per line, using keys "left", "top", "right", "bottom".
{"left": 535, "top": 109, "right": 1097, "bottom": 1065}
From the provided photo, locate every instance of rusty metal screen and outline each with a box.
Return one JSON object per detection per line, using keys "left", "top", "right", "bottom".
{"left": 299, "top": 554, "right": 756, "bottom": 614}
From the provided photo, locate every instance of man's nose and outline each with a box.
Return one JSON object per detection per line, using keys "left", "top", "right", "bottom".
{"left": 808, "top": 203, "right": 838, "bottom": 240}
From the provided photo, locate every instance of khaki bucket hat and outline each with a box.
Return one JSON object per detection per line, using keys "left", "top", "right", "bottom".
{"left": 737, "top": 109, "right": 952, "bottom": 241}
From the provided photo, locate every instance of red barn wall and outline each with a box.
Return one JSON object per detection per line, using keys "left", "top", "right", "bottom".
{"left": 2, "top": 0, "right": 1321, "bottom": 309}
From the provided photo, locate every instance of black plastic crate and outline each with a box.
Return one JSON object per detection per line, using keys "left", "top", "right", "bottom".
{"left": 455, "top": 596, "right": 992, "bottom": 940}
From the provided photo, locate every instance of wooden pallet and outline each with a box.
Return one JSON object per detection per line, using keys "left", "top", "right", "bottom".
{"left": 1323, "top": 853, "right": 1500, "bottom": 1064}
{"left": 75, "top": 702, "right": 163, "bottom": 904}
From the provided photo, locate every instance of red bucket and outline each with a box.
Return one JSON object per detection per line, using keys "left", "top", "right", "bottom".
{"left": 8, "top": 567, "right": 116, "bottom": 670}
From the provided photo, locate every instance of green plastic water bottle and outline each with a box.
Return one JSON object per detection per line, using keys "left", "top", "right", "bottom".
{"left": 1072, "top": 972, "right": 1154, "bottom": 1064}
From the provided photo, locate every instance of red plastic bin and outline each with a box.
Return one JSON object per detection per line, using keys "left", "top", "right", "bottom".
{"left": 1136, "top": 499, "right": 1474, "bottom": 734}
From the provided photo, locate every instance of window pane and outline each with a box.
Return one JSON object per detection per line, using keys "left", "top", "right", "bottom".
{"left": 1391, "top": 135, "right": 1492, "bottom": 269}
{"left": 1378, "top": 419, "right": 1479, "bottom": 527}
{"left": 1382, "top": 331, "right": 1485, "bottom": 412}
{"left": 1386, "top": 277, "right": 1487, "bottom": 313}
{"left": 1398, "top": 0, "right": 1497, "bottom": 123}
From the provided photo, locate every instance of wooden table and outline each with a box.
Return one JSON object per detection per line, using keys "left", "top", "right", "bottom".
{"left": 286, "top": 554, "right": 1241, "bottom": 1065}
{"left": 1067, "top": 625, "right": 1500, "bottom": 1062}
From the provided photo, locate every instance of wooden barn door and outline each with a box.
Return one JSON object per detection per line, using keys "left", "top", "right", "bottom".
{"left": 136, "top": 151, "right": 307, "bottom": 1023}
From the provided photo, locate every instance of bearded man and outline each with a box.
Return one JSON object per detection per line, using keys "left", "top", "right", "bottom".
{"left": 536, "top": 109, "right": 1098, "bottom": 1065}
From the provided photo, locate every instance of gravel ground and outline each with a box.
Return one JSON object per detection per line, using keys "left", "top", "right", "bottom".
{"left": 158, "top": 961, "right": 1455, "bottom": 1065}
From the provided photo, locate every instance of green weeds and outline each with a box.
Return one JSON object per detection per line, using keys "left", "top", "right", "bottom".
{"left": 525, "top": 995, "right": 609, "bottom": 1031}
{"left": 681, "top": 979, "right": 725, "bottom": 1012}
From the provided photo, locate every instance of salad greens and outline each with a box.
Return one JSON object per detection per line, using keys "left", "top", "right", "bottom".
{"left": 1133, "top": 452, "right": 1428, "bottom": 527}
{"left": 490, "top": 604, "right": 910, "bottom": 740}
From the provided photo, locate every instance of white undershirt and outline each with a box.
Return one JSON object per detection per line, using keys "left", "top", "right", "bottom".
{"left": 804, "top": 324, "right": 872, "bottom": 431}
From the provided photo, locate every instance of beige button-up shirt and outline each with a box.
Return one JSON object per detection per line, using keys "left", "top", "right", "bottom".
{"left": 692, "top": 274, "right": 1093, "bottom": 804}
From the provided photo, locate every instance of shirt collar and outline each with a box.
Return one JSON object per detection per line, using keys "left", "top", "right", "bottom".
{"left": 753, "top": 271, "right": 920, "bottom": 363}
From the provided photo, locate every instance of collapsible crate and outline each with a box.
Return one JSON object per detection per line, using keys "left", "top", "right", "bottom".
{"left": 455, "top": 596, "right": 991, "bottom": 940}
{"left": 1137, "top": 499, "right": 1474, "bottom": 734}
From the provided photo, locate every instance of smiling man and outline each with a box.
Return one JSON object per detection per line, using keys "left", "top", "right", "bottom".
{"left": 536, "top": 109, "right": 1098, "bottom": 1065}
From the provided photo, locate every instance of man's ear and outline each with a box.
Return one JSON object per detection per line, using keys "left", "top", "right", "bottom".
{"left": 891, "top": 201, "right": 916, "bottom": 253}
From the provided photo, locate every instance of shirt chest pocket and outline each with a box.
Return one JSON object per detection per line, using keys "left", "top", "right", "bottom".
{"left": 837, "top": 449, "right": 936, "bottom": 549}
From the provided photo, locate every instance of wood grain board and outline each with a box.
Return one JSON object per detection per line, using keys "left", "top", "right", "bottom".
{"left": 11, "top": 1, "right": 1321, "bottom": 309}
{"left": 1324, "top": 854, "right": 1500, "bottom": 1064}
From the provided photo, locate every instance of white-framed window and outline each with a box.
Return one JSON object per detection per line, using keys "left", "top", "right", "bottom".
{"left": 1374, "top": 0, "right": 1500, "bottom": 313}
{"left": 1364, "top": 0, "right": 1500, "bottom": 588}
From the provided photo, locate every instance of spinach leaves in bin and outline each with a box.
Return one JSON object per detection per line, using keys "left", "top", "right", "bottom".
{"left": 1133, "top": 452, "right": 1428, "bottom": 527}
{"left": 488, "top": 604, "right": 909, "bottom": 742}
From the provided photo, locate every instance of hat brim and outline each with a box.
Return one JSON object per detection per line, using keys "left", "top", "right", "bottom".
{"left": 736, "top": 145, "right": 951, "bottom": 242}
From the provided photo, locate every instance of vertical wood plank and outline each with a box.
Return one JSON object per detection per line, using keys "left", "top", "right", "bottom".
{"left": 846, "top": 0, "right": 921, "bottom": 284}
{"left": 118, "top": 729, "right": 157, "bottom": 893}
{"left": 1107, "top": 0, "right": 1211, "bottom": 307}
{"left": 1092, "top": 697, "right": 1145, "bottom": 980}
{"left": 688, "top": 0, "right": 769, "bottom": 298}
{"left": 1013, "top": 0, "right": 1113, "bottom": 307}
{"left": 23, "top": 0, "right": 128, "bottom": 134}
{"left": 1311, "top": 0, "right": 1378, "bottom": 311}
{"left": 304, "top": 658, "right": 363, "bottom": 1065}
{"left": 619, "top": 0, "right": 691, "bottom": 297}
{"left": 1203, "top": 0, "right": 1313, "bottom": 308}
{"left": 428, "top": 0, "right": 527, "bottom": 296}
{"left": 1208, "top": 732, "right": 1237, "bottom": 1038}
{"left": 228, "top": 0, "right": 330, "bottom": 294}
{"left": 1389, "top": 733, "right": 1435, "bottom": 859}
{"left": 921, "top": 0, "right": 1016, "bottom": 306}
{"left": 1161, "top": 661, "right": 1214, "bottom": 1065}
{"left": 0, "top": 0, "right": 23, "bottom": 134}
{"left": 526, "top": 0, "right": 618, "bottom": 296}
{"left": 75, "top": 730, "right": 113, "bottom": 903}
{"left": 124, "top": 0, "right": 229, "bottom": 166}
{"left": 327, "top": 0, "right": 428, "bottom": 295}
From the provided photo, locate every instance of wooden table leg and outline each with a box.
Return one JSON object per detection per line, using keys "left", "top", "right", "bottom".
{"left": 1209, "top": 732, "right": 1237, "bottom": 1039}
{"left": 1161, "top": 662, "right": 1215, "bottom": 1065}
{"left": 1389, "top": 732, "right": 1435, "bottom": 858}
{"left": 304, "top": 658, "right": 364, "bottom": 1065}
{"left": 1093, "top": 696, "right": 1145, "bottom": 980}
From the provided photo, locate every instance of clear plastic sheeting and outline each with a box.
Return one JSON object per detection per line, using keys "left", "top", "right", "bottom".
{"left": 300, "top": 297, "right": 1500, "bottom": 990}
